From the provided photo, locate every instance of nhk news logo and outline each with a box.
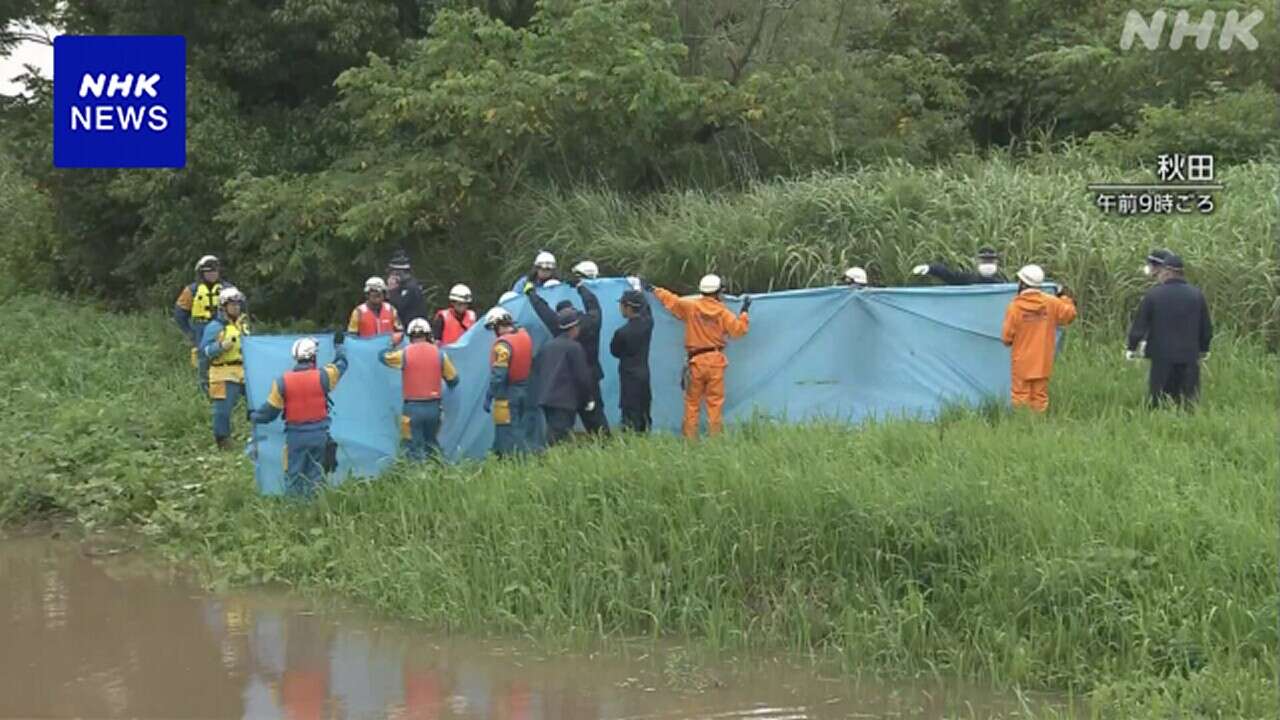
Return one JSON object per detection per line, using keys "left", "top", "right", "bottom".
{"left": 53, "top": 35, "right": 186, "bottom": 168}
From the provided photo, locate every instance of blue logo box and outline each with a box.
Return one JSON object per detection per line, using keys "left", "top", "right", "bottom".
{"left": 53, "top": 35, "right": 186, "bottom": 168}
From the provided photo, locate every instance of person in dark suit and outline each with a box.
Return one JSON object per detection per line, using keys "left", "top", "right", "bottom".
{"left": 911, "top": 247, "right": 1007, "bottom": 285}
{"left": 386, "top": 249, "right": 429, "bottom": 325}
{"left": 610, "top": 287, "right": 653, "bottom": 432}
{"left": 1126, "top": 254, "right": 1213, "bottom": 407}
{"left": 525, "top": 270, "right": 610, "bottom": 435}
{"left": 535, "top": 307, "right": 597, "bottom": 446}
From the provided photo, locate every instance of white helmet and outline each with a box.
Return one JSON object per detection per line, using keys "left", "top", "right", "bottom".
{"left": 1016, "top": 264, "right": 1046, "bottom": 286}
{"left": 291, "top": 337, "right": 319, "bottom": 362}
{"left": 498, "top": 291, "right": 519, "bottom": 304}
{"left": 406, "top": 317, "right": 432, "bottom": 338}
{"left": 195, "top": 255, "right": 219, "bottom": 272}
{"left": 364, "top": 276, "right": 387, "bottom": 293}
{"left": 842, "top": 267, "right": 868, "bottom": 286}
{"left": 448, "top": 284, "right": 472, "bottom": 303}
{"left": 542, "top": 278, "right": 562, "bottom": 288}
{"left": 572, "top": 260, "right": 599, "bottom": 279}
{"left": 218, "top": 287, "right": 245, "bottom": 305}
{"left": 533, "top": 251, "right": 556, "bottom": 270}
{"left": 483, "top": 306, "right": 513, "bottom": 329}
{"left": 698, "top": 274, "right": 722, "bottom": 294}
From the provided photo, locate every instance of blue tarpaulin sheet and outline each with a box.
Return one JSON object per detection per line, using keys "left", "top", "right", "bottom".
{"left": 243, "top": 279, "right": 1054, "bottom": 495}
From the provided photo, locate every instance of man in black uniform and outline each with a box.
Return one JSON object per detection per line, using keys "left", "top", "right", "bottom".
{"left": 386, "top": 249, "right": 429, "bottom": 325}
{"left": 535, "top": 308, "right": 597, "bottom": 446}
{"left": 1126, "top": 254, "right": 1212, "bottom": 407}
{"left": 911, "top": 247, "right": 1007, "bottom": 285}
{"left": 610, "top": 288, "right": 653, "bottom": 432}
{"left": 525, "top": 272, "right": 610, "bottom": 434}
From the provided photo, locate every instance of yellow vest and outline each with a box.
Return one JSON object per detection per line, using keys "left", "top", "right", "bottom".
{"left": 191, "top": 282, "right": 222, "bottom": 322}
{"left": 208, "top": 316, "right": 248, "bottom": 385}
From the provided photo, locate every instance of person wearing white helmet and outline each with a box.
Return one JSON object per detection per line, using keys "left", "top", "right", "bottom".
{"left": 512, "top": 250, "right": 559, "bottom": 294}
{"left": 838, "top": 267, "right": 870, "bottom": 289}
{"left": 648, "top": 273, "right": 751, "bottom": 438}
{"left": 432, "top": 283, "right": 476, "bottom": 345}
{"left": 347, "top": 276, "right": 404, "bottom": 344}
{"left": 200, "top": 287, "right": 251, "bottom": 449}
{"left": 385, "top": 249, "right": 429, "bottom": 326}
{"left": 1001, "top": 264, "right": 1077, "bottom": 413}
{"left": 482, "top": 306, "right": 535, "bottom": 457}
{"left": 498, "top": 291, "right": 520, "bottom": 304}
{"left": 380, "top": 318, "right": 460, "bottom": 461}
{"left": 525, "top": 259, "right": 610, "bottom": 435}
{"left": 911, "top": 247, "right": 1007, "bottom": 285}
{"left": 251, "top": 331, "right": 350, "bottom": 497}
{"left": 174, "top": 254, "right": 231, "bottom": 394}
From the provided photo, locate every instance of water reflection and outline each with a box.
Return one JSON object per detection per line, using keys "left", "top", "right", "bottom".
{"left": 1, "top": 536, "right": 1078, "bottom": 720}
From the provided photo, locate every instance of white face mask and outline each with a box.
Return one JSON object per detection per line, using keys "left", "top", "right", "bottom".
{"left": 977, "top": 263, "right": 998, "bottom": 277}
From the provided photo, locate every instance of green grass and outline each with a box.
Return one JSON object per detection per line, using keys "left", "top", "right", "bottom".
{"left": 493, "top": 153, "right": 1278, "bottom": 344}
{"left": 1, "top": 296, "right": 1275, "bottom": 719}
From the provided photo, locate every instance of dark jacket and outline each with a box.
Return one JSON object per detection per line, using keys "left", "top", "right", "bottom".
{"left": 1127, "top": 277, "right": 1213, "bottom": 363}
{"left": 388, "top": 277, "right": 429, "bottom": 325}
{"left": 926, "top": 264, "right": 1007, "bottom": 285}
{"left": 534, "top": 334, "right": 594, "bottom": 411}
{"left": 529, "top": 284, "right": 604, "bottom": 380}
{"left": 609, "top": 300, "right": 653, "bottom": 409}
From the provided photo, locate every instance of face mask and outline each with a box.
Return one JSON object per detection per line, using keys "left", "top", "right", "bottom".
{"left": 977, "top": 263, "right": 998, "bottom": 277}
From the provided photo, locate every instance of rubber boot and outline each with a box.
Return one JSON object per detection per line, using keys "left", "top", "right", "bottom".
{"left": 215, "top": 436, "right": 232, "bottom": 451}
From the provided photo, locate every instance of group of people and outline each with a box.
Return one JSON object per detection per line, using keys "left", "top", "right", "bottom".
{"left": 173, "top": 244, "right": 1212, "bottom": 497}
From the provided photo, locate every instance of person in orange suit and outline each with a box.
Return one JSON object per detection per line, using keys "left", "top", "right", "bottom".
{"left": 648, "top": 274, "right": 750, "bottom": 437}
{"left": 1001, "top": 264, "right": 1077, "bottom": 412}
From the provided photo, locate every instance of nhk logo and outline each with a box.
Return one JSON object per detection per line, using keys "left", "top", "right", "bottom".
{"left": 54, "top": 35, "right": 186, "bottom": 168}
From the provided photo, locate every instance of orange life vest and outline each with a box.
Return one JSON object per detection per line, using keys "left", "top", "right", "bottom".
{"left": 282, "top": 368, "right": 327, "bottom": 423}
{"left": 356, "top": 302, "right": 397, "bottom": 337}
{"left": 402, "top": 342, "right": 443, "bottom": 401}
{"left": 435, "top": 308, "right": 475, "bottom": 345}
{"left": 494, "top": 329, "right": 533, "bottom": 383}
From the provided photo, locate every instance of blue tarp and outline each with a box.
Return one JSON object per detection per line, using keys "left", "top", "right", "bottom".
{"left": 243, "top": 278, "right": 1051, "bottom": 495}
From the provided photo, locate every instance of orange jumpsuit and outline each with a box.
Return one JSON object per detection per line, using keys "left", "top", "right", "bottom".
{"left": 1001, "top": 290, "right": 1077, "bottom": 412}
{"left": 653, "top": 288, "right": 750, "bottom": 437}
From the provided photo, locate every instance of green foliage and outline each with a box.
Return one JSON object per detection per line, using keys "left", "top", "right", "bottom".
{"left": 1, "top": 296, "right": 1276, "bottom": 719}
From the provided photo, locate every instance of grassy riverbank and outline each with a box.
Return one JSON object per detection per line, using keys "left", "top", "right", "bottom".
{"left": 1, "top": 297, "right": 1275, "bottom": 718}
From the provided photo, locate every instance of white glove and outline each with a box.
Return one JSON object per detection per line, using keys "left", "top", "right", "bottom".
{"left": 626, "top": 276, "right": 641, "bottom": 291}
{"left": 911, "top": 264, "right": 930, "bottom": 276}
{"left": 584, "top": 400, "right": 596, "bottom": 412}
{"left": 1124, "top": 350, "right": 1137, "bottom": 361}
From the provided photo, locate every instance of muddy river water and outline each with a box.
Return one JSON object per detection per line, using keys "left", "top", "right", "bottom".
{"left": 0, "top": 533, "right": 1078, "bottom": 719}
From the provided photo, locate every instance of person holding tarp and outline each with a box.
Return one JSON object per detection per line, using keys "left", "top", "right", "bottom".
{"left": 482, "top": 307, "right": 535, "bottom": 457}
{"left": 512, "top": 251, "right": 560, "bottom": 294}
{"left": 534, "top": 307, "right": 598, "bottom": 447}
{"left": 1126, "top": 254, "right": 1212, "bottom": 408}
{"left": 250, "top": 333, "right": 349, "bottom": 497}
{"left": 525, "top": 260, "right": 610, "bottom": 435}
{"left": 348, "top": 276, "right": 403, "bottom": 344}
{"left": 201, "top": 287, "right": 250, "bottom": 450}
{"left": 838, "top": 266, "right": 870, "bottom": 289}
{"left": 1000, "top": 265, "right": 1077, "bottom": 412}
{"left": 649, "top": 274, "right": 751, "bottom": 438}
{"left": 912, "top": 247, "right": 1007, "bottom": 285}
{"left": 379, "top": 318, "right": 460, "bottom": 460}
{"left": 610, "top": 284, "right": 653, "bottom": 433}
{"left": 175, "top": 254, "right": 231, "bottom": 394}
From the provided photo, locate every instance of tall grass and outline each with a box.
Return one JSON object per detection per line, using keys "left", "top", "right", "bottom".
{"left": 1, "top": 295, "right": 1275, "bottom": 718}
{"left": 497, "top": 153, "right": 1278, "bottom": 343}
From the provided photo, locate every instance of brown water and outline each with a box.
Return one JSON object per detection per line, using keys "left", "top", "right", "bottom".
{"left": 0, "top": 534, "right": 1077, "bottom": 719}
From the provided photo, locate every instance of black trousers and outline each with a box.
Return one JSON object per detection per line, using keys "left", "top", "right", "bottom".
{"left": 620, "top": 406, "right": 651, "bottom": 433}
{"left": 578, "top": 379, "right": 610, "bottom": 434}
{"left": 543, "top": 407, "right": 578, "bottom": 447}
{"left": 1149, "top": 360, "right": 1201, "bottom": 407}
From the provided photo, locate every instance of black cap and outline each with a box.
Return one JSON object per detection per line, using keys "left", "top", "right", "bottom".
{"left": 1146, "top": 248, "right": 1173, "bottom": 266}
{"left": 556, "top": 307, "right": 580, "bottom": 330}
{"left": 621, "top": 290, "right": 645, "bottom": 308}
{"left": 388, "top": 249, "right": 411, "bottom": 270}
{"left": 555, "top": 300, "right": 574, "bottom": 312}
{"left": 1163, "top": 254, "right": 1184, "bottom": 270}
{"left": 976, "top": 247, "right": 999, "bottom": 261}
